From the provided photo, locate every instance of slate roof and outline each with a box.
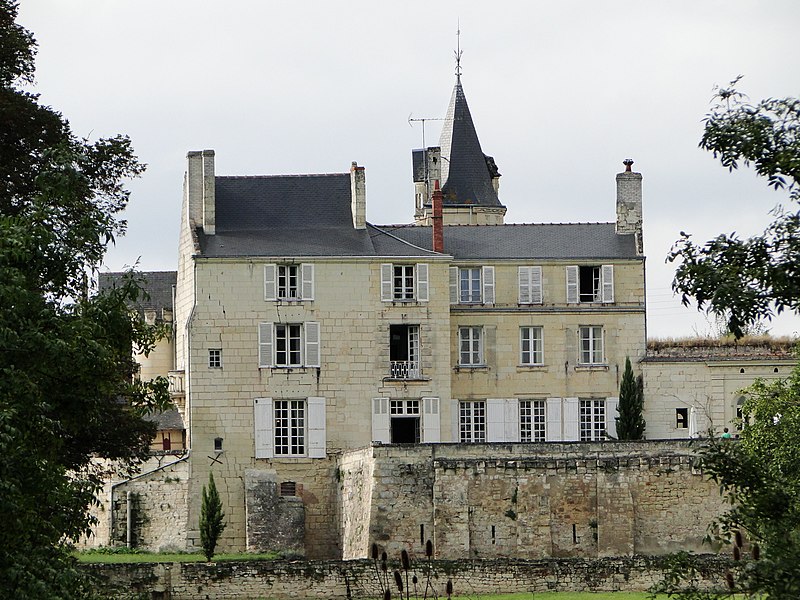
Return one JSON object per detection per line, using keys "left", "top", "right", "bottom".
{"left": 143, "top": 405, "right": 185, "bottom": 430}
{"left": 98, "top": 271, "right": 176, "bottom": 315}
{"left": 377, "top": 223, "right": 638, "bottom": 260}
{"left": 437, "top": 77, "right": 504, "bottom": 209}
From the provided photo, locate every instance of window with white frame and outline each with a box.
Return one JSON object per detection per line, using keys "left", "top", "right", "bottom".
{"left": 459, "top": 326, "right": 483, "bottom": 366}
{"left": 518, "top": 266, "right": 543, "bottom": 304}
{"left": 381, "top": 263, "right": 429, "bottom": 302}
{"left": 265, "top": 263, "right": 314, "bottom": 301}
{"left": 578, "top": 326, "right": 604, "bottom": 365}
{"left": 460, "top": 268, "right": 482, "bottom": 303}
{"left": 520, "top": 400, "right": 546, "bottom": 442}
{"left": 520, "top": 326, "right": 544, "bottom": 365}
{"left": 274, "top": 399, "right": 306, "bottom": 455}
{"left": 389, "top": 324, "right": 420, "bottom": 379}
{"left": 579, "top": 399, "right": 606, "bottom": 441}
{"left": 450, "top": 266, "right": 494, "bottom": 304}
{"left": 566, "top": 265, "right": 613, "bottom": 304}
{"left": 459, "top": 400, "right": 486, "bottom": 443}
{"left": 258, "top": 322, "right": 320, "bottom": 368}
{"left": 254, "top": 397, "right": 326, "bottom": 459}
{"left": 208, "top": 348, "right": 222, "bottom": 368}
{"left": 277, "top": 265, "right": 300, "bottom": 299}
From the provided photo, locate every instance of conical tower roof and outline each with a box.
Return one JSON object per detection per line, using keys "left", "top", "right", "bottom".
{"left": 438, "top": 76, "right": 503, "bottom": 208}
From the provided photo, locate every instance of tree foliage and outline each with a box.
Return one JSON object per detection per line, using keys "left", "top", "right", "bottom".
{"left": 616, "top": 357, "right": 646, "bottom": 440}
{"left": 200, "top": 473, "right": 226, "bottom": 562}
{"left": 653, "top": 360, "right": 800, "bottom": 599}
{"left": 668, "top": 78, "right": 800, "bottom": 338}
{"left": 0, "top": 2, "right": 168, "bottom": 597}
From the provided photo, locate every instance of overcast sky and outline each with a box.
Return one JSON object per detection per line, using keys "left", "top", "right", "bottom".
{"left": 17, "top": 1, "right": 800, "bottom": 339}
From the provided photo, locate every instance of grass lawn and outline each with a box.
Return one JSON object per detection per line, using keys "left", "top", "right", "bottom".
{"left": 453, "top": 594, "right": 655, "bottom": 600}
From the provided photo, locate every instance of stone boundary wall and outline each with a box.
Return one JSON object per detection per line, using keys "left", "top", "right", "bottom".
{"left": 84, "top": 555, "right": 727, "bottom": 599}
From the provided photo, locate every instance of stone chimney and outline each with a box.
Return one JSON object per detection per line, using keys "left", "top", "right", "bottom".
{"left": 616, "top": 158, "right": 643, "bottom": 254}
{"left": 432, "top": 179, "right": 444, "bottom": 253}
{"left": 202, "top": 150, "right": 215, "bottom": 235}
{"left": 350, "top": 162, "right": 366, "bottom": 229}
{"left": 186, "top": 149, "right": 216, "bottom": 234}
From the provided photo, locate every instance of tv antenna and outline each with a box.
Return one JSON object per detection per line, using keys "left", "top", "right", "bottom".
{"left": 408, "top": 114, "right": 444, "bottom": 150}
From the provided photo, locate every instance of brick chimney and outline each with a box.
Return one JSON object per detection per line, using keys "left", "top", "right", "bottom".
{"left": 432, "top": 179, "right": 444, "bottom": 253}
{"left": 350, "top": 162, "right": 366, "bottom": 230}
{"left": 616, "top": 159, "right": 643, "bottom": 254}
{"left": 186, "top": 149, "right": 216, "bottom": 234}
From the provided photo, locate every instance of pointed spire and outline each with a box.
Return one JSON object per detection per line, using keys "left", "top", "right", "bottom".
{"left": 437, "top": 74, "right": 503, "bottom": 208}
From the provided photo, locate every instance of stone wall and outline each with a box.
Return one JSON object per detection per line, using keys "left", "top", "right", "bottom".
{"left": 83, "top": 555, "right": 727, "bottom": 600}
{"left": 340, "top": 441, "right": 725, "bottom": 561}
{"left": 109, "top": 458, "right": 190, "bottom": 552}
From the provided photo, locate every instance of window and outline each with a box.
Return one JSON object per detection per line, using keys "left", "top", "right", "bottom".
{"left": 381, "top": 263, "right": 429, "bottom": 302}
{"left": 389, "top": 324, "right": 420, "bottom": 378}
{"left": 676, "top": 407, "right": 688, "bottom": 429}
{"left": 254, "top": 397, "right": 326, "bottom": 459}
{"left": 518, "top": 266, "right": 543, "bottom": 304}
{"left": 265, "top": 263, "right": 314, "bottom": 301}
{"left": 460, "top": 401, "right": 486, "bottom": 443}
{"left": 459, "top": 326, "right": 483, "bottom": 366}
{"left": 450, "top": 266, "right": 495, "bottom": 304}
{"left": 579, "top": 326, "right": 604, "bottom": 365}
{"left": 520, "top": 400, "right": 546, "bottom": 442}
{"left": 258, "top": 322, "right": 320, "bottom": 368}
{"left": 520, "top": 327, "right": 544, "bottom": 365}
{"left": 566, "top": 265, "right": 614, "bottom": 303}
{"left": 276, "top": 324, "right": 302, "bottom": 367}
{"left": 277, "top": 265, "right": 300, "bottom": 299}
{"left": 579, "top": 399, "right": 606, "bottom": 441}
{"left": 208, "top": 348, "right": 222, "bottom": 368}
{"left": 460, "top": 268, "right": 482, "bottom": 303}
{"left": 274, "top": 399, "right": 305, "bottom": 456}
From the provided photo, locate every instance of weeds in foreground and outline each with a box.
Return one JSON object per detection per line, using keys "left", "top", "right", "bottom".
{"left": 346, "top": 540, "right": 452, "bottom": 600}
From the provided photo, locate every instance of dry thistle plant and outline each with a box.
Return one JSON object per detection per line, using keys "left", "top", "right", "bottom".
{"left": 366, "top": 539, "right": 453, "bottom": 600}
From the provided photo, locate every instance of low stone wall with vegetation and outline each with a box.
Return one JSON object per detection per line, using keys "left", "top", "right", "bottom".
{"left": 84, "top": 555, "right": 727, "bottom": 599}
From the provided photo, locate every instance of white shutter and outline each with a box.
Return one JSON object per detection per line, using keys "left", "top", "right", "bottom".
{"left": 264, "top": 264, "right": 277, "bottom": 301}
{"left": 258, "top": 322, "right": 273, "bottom": 367}
{"left": 505, "top": 398, "right": 520, "bottom": 443}
{"left": 422, "top": 397, "right": 440, "bottom": 442}
{"left": 372, "top": 398, "right": 390, "bottom": 443}
{"left": 452, "top": 399, "right": 461, "bottom": 442}
{"left": 546, "top": 397, "right": 562, "bottom": 442}
{"left": 254, "top": 397, "right": 273, "bottom": 459}
{"left": 304, "top": 322, "right": 320, "bottom": 367}
{"left": 449, "top": 267, "right": 459, "bottom": 304}
{"left": 563, "top": 397, "right": 580, "bottom": 441}
{"left": 566, "top": 266, "right": 579, "bottom": 304}
{"left": 518, "top": 267, "right": 531, "bottom": 304}
{"left": 601, "top": 265, "right": 614, "bottom": 303}
{"left": 520, "top": 266, "right": 543, "bottom": 304}
{"left": 301, "top": 263, "right": 315, "bottom": 300}
{"left": 486, "top": 398, "right": 505, "bottom": 442}
{"left": 606, "top": 396, "right": 619, "bottom": 440}
{"left": 307, "top": 397, "right": 326, "bottom": 458}
{"left": 416, "top": 263, "right": 429, "bottom": 302}
{"left": 381, "top": 263, "right": 393, "bottom": 301}
{"left": 531, "top": 266, "right": 543, "bottom": 304}
{"left": 482, "top": 266, "right": 495, "bottom": 304}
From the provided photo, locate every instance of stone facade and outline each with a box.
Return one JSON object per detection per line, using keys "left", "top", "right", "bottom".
{"left": 83, "top": 555, "right": 728, "bottom": 599}
{"left": 642, "top": 340, "right": 796, "bottom": 439}
{"left": 338, "top": 441, "right": 724, "bottom": 561}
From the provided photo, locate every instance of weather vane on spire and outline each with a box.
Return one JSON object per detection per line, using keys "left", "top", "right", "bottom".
{"left": 454, "top": 22, "right": 463, "bottom": 79}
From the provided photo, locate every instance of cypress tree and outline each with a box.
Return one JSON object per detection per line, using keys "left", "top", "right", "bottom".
{"left": 616, "top": 357, "right": 646, "bottom": 440}
{"left": 200, "top": 472, "right": 226, "bottom": 561}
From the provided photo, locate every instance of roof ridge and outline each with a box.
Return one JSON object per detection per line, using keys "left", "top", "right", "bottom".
{"left": 216, "top": 173, "right": 349, "bottom": 180}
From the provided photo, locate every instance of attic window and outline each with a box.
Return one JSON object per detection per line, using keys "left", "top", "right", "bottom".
{"left": 280, "top": 481, "right": 297, "bottom": 497}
